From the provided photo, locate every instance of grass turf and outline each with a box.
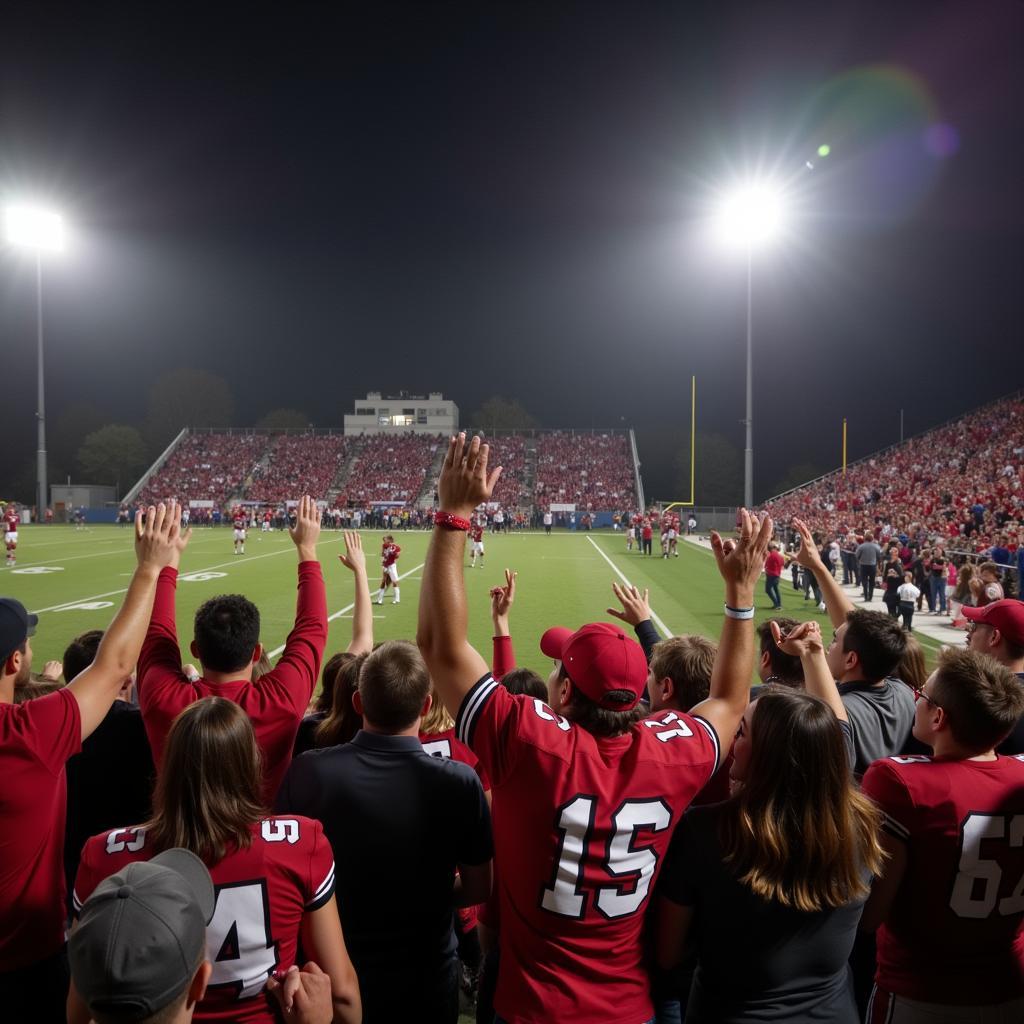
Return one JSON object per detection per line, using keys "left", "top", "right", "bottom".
{"left": 6, "top": 524, "right": 944, "bottom": 679}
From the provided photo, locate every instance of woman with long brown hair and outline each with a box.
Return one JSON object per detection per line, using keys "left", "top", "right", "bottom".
{"left": 656, "top": 621, "right": 885, "bottom": 1022}
{"left": 71, "top": 697, "right": 361, "bottom": 1024}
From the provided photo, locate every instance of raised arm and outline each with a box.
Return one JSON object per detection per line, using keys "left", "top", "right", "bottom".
{"left": 68, "top": 503, "right": 184, "bottom": 739}
{"left": 607, "top": 581, "right": 661, "bottom": 661}
{"left": 792, "top": 518, "right": 853, "bottom": 628}
{"left": 689, "top": 509, "right": 773, "bottom": 751}
{"left": 338, "top": 531, "right": 372, "bottom": 656}
{"left": 417, "top": 433, "right": 503, "bottom": 717}
{"left": 770, "top": 619, "right": 847, "bottom": 723}
{"left": 490, "top": 568, "right": 517, "bottom": 680}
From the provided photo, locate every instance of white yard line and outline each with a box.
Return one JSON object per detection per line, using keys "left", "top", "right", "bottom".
{"left": 585, "top": 536, "right": 675, "bottom": 637}
{"left": 265, "top": 562, "right": 425, "bottom": 658}
{"left": 29, "top": 539, "right": 337, "bottom": 615}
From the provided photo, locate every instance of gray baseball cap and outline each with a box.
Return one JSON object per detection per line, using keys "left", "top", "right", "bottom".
{"left": 70, "top": 849, "right": 215, "bottom": 1021}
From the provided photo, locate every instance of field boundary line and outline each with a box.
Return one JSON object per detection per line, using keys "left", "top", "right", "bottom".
{"left": 266, "top": 562, "right": 425, "bottom": 659}
{"left": 585, "top": 536, "right": 675, "bottom": 637}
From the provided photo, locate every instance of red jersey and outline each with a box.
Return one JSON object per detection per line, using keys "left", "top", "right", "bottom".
{"left": 4, "top": 508, "right": 18, "bottom": 532}
{"left": 470, "top": 524, "right": 484, "bottom": 543}
{"left": 0, "top": 689, "right": 81, "bottom": 970}
{"left": 73, "top": 817, "right": 335, "bottom": 1023}
{"left": 382, "top": 542, "right": 401, "bottom": 567}
{"left": 456, "top": 677, "right": 720, "bottom": 1023}
{"left": 862, "top": 754, "right": 1024, "bottom": 1005}
{"left": 233, "top": 515, "right": 246, "bottom": 530}
{"left": 137, "top": 564, "right": 327, "bottom": 803}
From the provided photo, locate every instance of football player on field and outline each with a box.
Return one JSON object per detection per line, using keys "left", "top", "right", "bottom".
{"left": 232, "top": 507, "right": 247, "bottom": 555}
{"left": 418, "top": 432, "right": 772, "bottom": 1024}
{"left": 4, "top": 503, "right": 19, "bottom": 566}
{"left": 469, "top": 517, "right": 486, "bottom": 569}
{"left": 860, "top": 647, "right": 1024, "bottom": 1022}
{"left": 376, "top": 534, "right": 401, "bottom": 604}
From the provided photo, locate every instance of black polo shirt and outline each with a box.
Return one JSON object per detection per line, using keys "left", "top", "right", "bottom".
{"left": 276, "top": 730, "right": 492, "bottom": 995}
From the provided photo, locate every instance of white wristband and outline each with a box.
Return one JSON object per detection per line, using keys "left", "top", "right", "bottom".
{"left": 724, "top": 604, "right": 755, "bottom": 620}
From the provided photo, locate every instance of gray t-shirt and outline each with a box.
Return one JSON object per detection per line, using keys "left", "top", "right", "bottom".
{"left": 838, "top": 678, "right": 915, "bottom": 776}
{"left": 855, "top": 541, "right": 882, "bottom": 567}
{"left": 659, "top": 803, "right": 866, "bottom": 1023}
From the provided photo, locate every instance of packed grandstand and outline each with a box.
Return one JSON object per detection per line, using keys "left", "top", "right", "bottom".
{"left": 132, "top": 426, "right": 642, "bottom": 515}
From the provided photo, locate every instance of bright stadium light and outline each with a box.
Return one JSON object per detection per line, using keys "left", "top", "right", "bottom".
{"left": 4, "top": 204, "right": 66, "bottom": 252}
{"left": 713, "top": 184, "right": 785, "bottom": 250}
{"left": 709, "top": 181, "right": 787, "bottom": 507}
{"left": 4, "top": 201, "right": 68, "bottom": 523}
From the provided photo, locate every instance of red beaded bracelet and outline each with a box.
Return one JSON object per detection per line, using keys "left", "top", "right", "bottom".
{"left": 434, "top": 510, "right": 471, "bottom": 531}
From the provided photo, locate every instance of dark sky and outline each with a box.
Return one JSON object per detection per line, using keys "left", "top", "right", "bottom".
{"left": 1, "top": 1, "right": 1021, "bottom": 500}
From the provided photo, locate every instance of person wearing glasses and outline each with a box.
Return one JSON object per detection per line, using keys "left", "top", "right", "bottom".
{"left": 860, "top": 647, "right": 1024, "bottom": 1023}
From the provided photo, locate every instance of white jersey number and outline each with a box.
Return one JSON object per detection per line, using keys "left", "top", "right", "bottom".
{"left": 950, "top": 813, "right": 1024, "bottom": 919}
{"left": 540, "top": 795, "right": 672, "bottom": 920}
{"left": 207, "top": 881, "right": 279, "bottom": 999}
{"left": 422, "top": 738, "right": 453, "bottom": 759}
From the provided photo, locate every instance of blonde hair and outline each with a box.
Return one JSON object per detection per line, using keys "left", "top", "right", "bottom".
{"left": 420, "top": 686, "right": 454, "bottom": 734}
{"left": 721, "top": 690, "right": 885, "bottom": 912}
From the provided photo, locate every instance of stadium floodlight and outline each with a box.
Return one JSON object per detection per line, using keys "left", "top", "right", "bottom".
{"left": 4, "top": 202, "right": 67, "bottom": 523}
{"left": 710, "top": 181, "right": 786, "bottom": 507}
{"left": 712, "top": 184, "right": 784, "bottom": 251}
{"left": 4, "top": 204, "right": 65, "bottom": 252}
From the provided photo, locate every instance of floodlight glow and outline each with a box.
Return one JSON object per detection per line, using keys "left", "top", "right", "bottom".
{"left": 817, "top": 144, "right": 831, "bottom": 157}
{"left": 4, "top": 205, "right": 65, "bottom": 253}
{"left": 713, "top": 185, "right": 785, "bottom": 249}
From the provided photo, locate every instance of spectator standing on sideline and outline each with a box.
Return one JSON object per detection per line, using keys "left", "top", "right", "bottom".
{"left": 417, "top": 432, "right": 773, "bottom": 1024}
{"left": 896, "top": 571, "right": 920, "bottom": 632}
{"left": 856, "top": 532, "right": 883, "bottom": 603}
{"left": 278, "top": 640, "right": 493, "bottom": 1023}
{"left": 0, "top": 503, "right": 181, "bottom": 1024}
{"left": 764, "top": 542, "right": 784, "bottom": 610}
{"left": 137, "top": 495, "right": 327, "bottom": 802}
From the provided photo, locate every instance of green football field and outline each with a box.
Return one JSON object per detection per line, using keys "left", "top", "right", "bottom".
{"left": 5, "top": 524, "right": 944, "bottom": 679}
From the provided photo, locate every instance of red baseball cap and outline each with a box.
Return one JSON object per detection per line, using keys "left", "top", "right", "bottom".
{"left": 962, "top": 600, "right": 1024, "bottom": 647}
{"left": 540, "top": 622, "right": 647, "bottom": 710}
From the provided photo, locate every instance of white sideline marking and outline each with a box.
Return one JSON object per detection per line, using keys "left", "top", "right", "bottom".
{"left": 585, "top": 536, "right": 675, "bottom": 637}
{"left": 265, "top": 562, "right": 425, "bottom": 659}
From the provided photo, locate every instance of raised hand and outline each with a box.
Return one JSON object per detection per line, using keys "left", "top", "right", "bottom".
{"left": 289, "top": 495, "right": 322, "bottom": 560}
{"left": 709, "top": 508, "right": 774, "bottom": 602}
{"left": 265, "top": 962, "right": 333, "bottom": 1024}
{"left": 769, "top": 618, "right": 824, "bottom": 659}
{"left": 490, "top": 568, "right": 517, "bottom": 624}
{"left": 791, "top": 517, "right": 825, "bottom": 571}
{"left": 437, "top": 433, "right": 503, "bottom": 518}
{"left": 607, "top": 582, "right": 650, "bottom": 626}
{"left": 135, "top": 502, "right": 187, "bottom": 571}
{"left": 338, "top": 530, "right": 366, "bottom": 575}
{"left": 39, "top": 660, "right": 63, "bottom": 682}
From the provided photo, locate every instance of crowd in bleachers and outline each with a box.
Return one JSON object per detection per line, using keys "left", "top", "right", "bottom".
{"left": 246, "top": 435, "right": 349, "bottom": 503}
{"left": 4, "top": 423, "right": 1024, "bottom": 1024}
{"left": 535, "top": 431, "right": 637, "bottom": 510}
{"left": 763, "top": 395, "right": 1024, "bottom": 559}
{"left": 136, "top": 433, "right": 270, "bottom": 507}
{"left": 478, "top": 434, "right": 526, "bottom": 509}
{"left": 333, "top": 433, "right": 440, "bottom": 508}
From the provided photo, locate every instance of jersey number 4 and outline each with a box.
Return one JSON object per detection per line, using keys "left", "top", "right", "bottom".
{"left": 540, "top": 795, "right": 671, "bottom": 920}
{"left": 950, "top": 813, "right": 1024, "bottom": 919}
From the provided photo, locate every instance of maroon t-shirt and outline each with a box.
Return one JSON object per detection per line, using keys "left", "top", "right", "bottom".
{"left": 0, "top": 688, "right": 82, "bottom": 969}
{"left": 137, "top": 563, "right": 327, "bottom": 803}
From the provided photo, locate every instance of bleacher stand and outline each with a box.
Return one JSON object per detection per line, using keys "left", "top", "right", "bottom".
{"left": 534, "top": 431, "right": 637, "bottom": 510}
{"left": 246, "top": 435, "right": 349, "bottom": 503}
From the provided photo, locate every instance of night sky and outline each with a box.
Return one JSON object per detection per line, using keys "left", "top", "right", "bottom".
{"left": 1, "top": 1, "right": 1021, "bottom": 501}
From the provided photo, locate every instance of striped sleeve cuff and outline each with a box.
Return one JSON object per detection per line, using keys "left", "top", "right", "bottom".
{"left": 307, "top": 861, "right": 336, "bottom": 910}
{"left": 691, "top": 714, "right": 721, "bottom": 776}
{"left": 456, "top": 674, "right": 499, "bottom": 748}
